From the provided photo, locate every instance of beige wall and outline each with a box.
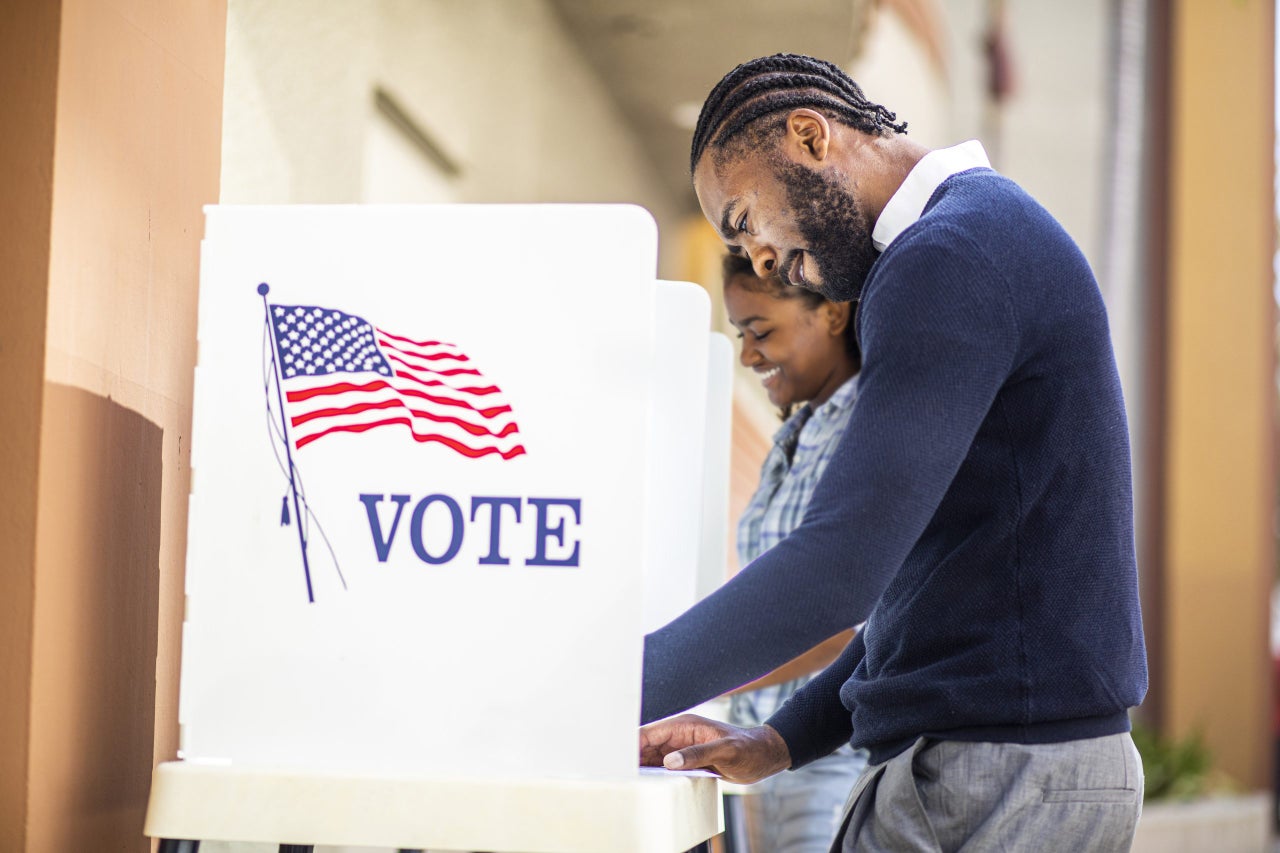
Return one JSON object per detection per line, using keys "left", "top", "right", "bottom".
{"left": 221, "top": 0, "right": 686, "bottom": 279}
{"left": 849, "top": 2, "right": 951, "bottom": 151}
{"left": 934, "top": 0, "right": 1109, "bottom": 268}
{"left": 1, "top": 0, "right": 226, "bottom": 849}
{"left": 1161, "top": 0, "right": 1275, "bottom": 789}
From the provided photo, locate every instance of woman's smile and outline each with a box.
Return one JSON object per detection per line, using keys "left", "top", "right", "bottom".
{"left": 723, "top": 262, "right": 858, "bottom": 415}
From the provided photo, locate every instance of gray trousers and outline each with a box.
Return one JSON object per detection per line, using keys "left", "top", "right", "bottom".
{"left": 836, "top": 732, "right": 1143, "bottom": 852}
{"left": 740, "top": 747, "right": 868, "bottom": 852}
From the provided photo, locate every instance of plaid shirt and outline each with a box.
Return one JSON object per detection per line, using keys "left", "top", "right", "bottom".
{"left": 729, "top": 374, "right": 859, "bottom": 727}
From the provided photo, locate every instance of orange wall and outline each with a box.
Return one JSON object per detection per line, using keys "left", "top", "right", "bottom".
{"left": 2, "top": 1, "right": 226, "bottom": 849}
{"left": 1162, "top": 0, "right": 1275, "bottom": 788}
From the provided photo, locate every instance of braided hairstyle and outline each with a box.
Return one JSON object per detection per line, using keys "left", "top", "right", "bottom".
{"left": 691, "top": 53, "right": 907, "bottom": 174}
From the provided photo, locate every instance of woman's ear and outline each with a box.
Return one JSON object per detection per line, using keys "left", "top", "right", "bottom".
{"left": 826, "top": 300, "right": 852, "bottom": 337}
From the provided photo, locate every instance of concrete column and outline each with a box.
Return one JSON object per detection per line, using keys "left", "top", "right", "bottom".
{"left": 0, "top": 2, "right": 61, "bottom": 850}
{"left": 0, "top": 1, "right": 226, "bottom": 849}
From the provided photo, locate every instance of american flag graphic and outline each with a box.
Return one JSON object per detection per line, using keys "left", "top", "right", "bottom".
{"left": 266, "top": 303, "right": 527, "bottom": 460}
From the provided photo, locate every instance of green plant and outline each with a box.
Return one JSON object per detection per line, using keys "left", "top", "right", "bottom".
{"left": 1131, "top": 723, "right": 1220, "bottom": 801}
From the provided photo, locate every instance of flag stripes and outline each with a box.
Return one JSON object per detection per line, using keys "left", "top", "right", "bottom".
{"left": 267, "top": 303, "right": 526, "bottom": 459}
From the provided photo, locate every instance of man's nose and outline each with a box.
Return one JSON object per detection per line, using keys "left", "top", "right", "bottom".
{"left": 749, "top": 245, "right": 778, "bottom": 279}
{"left": 739, "top": 337, "right": 759, "bottom": 367}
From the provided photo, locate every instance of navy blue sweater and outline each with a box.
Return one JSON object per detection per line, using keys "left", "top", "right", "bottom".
{"left": 641, "top": 169, "right": 1148, "bottom": 766}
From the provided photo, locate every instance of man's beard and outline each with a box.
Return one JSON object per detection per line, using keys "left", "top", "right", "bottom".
{"left": 774, "top": 159, "right": 879, "bottom": 303}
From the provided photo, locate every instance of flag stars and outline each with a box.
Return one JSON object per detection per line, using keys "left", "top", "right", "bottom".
{"left": 270, "top": 306, "right": 394, "bottom": 381}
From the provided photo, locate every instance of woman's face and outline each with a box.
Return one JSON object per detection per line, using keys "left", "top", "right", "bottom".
{"left": 723, "top": 276, "right": 853, "bottom": 411}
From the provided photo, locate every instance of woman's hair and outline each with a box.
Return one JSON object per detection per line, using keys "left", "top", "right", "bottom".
{"left": 721, "top": 253, "right": 861, "bottom": 369}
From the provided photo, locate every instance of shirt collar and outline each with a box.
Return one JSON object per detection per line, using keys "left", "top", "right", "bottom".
{"left": 772, "top": 405, "right": 811, "bottom": 449}
{"left": 871, "top": 140, "right": 992, "bottom": 252}
{"left": 813, "top": 373, "right": 858, "bottom": 422}
{"left": 771, "top": 373, "right": 858, "bottom": 447}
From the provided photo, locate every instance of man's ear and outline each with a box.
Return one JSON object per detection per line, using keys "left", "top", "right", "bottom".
{"left": 786, "top": 109, "right": 831, "bottom": 162}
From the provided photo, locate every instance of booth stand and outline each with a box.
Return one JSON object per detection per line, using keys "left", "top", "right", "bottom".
{"left": 144, "top": 205, "right": 732, "bottom": 853}
{"left": 146, "top": 763, "right": 721, "bottom": 852}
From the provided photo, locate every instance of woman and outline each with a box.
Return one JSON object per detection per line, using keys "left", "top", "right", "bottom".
{"left": 721, "top": 253, "right": 867, "bottom": 853}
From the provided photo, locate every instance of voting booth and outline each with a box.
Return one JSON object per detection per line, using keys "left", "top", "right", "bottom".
{"left": 144, "top": 205, "right": 730, "bottom": 852}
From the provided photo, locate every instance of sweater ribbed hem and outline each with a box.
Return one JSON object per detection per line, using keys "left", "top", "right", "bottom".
{"left": 865, "top": 710, "right": 1133, "bottom": 765}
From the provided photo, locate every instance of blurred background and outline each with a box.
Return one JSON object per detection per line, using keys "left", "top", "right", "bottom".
{"left": 1, "top": 0, "right": 1276, "bottom": 849}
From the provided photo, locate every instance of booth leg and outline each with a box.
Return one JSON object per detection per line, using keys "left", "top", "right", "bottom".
{"left": 157, "top": 842, "right": 200, "bottom": 853}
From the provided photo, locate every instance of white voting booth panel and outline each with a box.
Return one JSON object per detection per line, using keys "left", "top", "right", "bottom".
{"left": 697, "top": 334, "right": 733, "bottom": 600}
{"left": 642, "top": 282, "right": 709, "bottom": 634}
{"left": 151, "top": 204, "right": 725, "bottom": 850}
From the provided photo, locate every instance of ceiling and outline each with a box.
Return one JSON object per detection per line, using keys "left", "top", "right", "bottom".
{"left": 549, "top": 0, "right": 869, "bottom": 212}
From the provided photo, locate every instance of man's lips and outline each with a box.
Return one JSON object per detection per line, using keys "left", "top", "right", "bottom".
{"left": 757, "top": 365, "right": 781, "bottom": 386}
{"left": 783, "top": 251, "right": 807, "bottom": 287}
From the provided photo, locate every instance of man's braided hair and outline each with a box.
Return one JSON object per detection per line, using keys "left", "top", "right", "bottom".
{"left": 690, "top": 53, "right": 907, "bottom": 174}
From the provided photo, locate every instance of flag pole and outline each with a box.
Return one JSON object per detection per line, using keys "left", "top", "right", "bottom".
{"left": 259, "top": 283, "right": 315, "bottom": 603}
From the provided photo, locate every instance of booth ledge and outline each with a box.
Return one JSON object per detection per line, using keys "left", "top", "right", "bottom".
{"left": 144, "top": 760, "right": 723, "bottom": 852}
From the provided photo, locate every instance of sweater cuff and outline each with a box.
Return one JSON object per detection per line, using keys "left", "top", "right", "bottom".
{"left": 766, "top": 702, "right": 837, "bottom": 770}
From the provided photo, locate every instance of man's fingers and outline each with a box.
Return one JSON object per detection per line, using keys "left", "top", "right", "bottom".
{"left": 657, "top": 724, "right": 792, "bottom": 784}
{"left": 639, "top": 714, "right": 735, "bottom": 767}
{"left": 639, "top": 715, "right": 784, "bottom": 782}
{"left": 662, "top": 738, "right": 730, "bottom": 772}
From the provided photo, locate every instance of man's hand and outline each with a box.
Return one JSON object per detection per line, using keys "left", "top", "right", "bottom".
{"left": 638, "top": 714, "right": 792, "bottom": 784}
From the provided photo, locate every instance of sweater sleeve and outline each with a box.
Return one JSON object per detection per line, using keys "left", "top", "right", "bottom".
{"left": 766, "top": 630, "right": 866, "bottom": 767}
{"left": 641, "top": 229, "right": 1020, "bottom": 734}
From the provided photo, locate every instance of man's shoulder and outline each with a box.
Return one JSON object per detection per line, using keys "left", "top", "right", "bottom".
{"left": 884, "top": 170, "right": 1076, "bottom": 276}
{"left": 921, "top": 170, "right": 1035, "bottom": 227}
{"left": 871, "top": 215, "right": 993, "bottom": 279}
{"left": 926, "top": 170, "right": 1063, "bottom": 238}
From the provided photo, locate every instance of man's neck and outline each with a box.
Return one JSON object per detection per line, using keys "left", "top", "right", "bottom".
{"left": 835, "top": 132, "right": 931, "bottom": 227}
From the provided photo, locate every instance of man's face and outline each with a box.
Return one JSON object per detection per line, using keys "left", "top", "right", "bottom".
{"left": 694, "top": 145, "right": 878, "bottom": 303}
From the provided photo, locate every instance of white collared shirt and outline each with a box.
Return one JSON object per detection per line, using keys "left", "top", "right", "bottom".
{"left": 871, "top": 140, "right": 992, "bottom": 252}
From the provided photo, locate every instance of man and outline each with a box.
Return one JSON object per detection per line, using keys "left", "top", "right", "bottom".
{"left": 639, "top": 54, "right": 1147, "bottom": 850}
